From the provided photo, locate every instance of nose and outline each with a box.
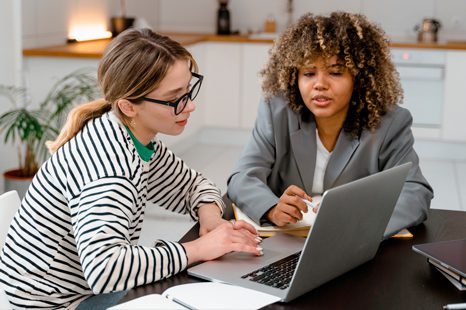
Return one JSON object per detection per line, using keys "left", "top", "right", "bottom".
{"left": 184, "top": 98, "right": 196, "bottom": 113}
{"left": 313, "top": 72, "right": 329, "bottom": 91}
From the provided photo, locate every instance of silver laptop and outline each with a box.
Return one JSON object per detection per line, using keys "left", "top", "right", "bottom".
{"left": 188, "top": 162, "right": 412, "bottom": 302}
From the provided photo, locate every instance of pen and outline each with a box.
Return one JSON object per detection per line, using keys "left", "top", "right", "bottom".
{"left": 302, "top": 198, "right": 316, "bottom": 210}
{"left": 443, "top": 303, "right": 466, "bottom": 310}
{"left": 164, "top": 293, "right": 195, "bottom": 310}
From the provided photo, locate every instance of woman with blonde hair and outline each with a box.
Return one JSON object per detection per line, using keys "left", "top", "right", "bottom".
{"left": 228, "top": 12, "right": 433, "bottom": 237}
{"left": 0, "top": 28, "right": 261, "bottom": 309}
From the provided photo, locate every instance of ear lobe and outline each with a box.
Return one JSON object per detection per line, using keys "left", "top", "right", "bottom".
{"left": 117, "top": 99, "right": 137, "bottom": 118}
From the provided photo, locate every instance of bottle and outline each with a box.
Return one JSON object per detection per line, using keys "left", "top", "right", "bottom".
{"left": 263, "top": 15, "right": 276, "bottom": 33}
{"left": 217, "top": 0, "right": 231, "bottom": 35}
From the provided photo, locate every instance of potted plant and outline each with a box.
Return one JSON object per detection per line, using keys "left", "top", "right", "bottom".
{"left": 110, "top": 0, "right": 135, "bottom": 37}
{"left": 0, "top": 69, "right": 100, "bottom": 197}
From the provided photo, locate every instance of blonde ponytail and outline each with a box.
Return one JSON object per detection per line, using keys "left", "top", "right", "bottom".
{"left": 46, "top": 99, "right": 111, "bottom": 153}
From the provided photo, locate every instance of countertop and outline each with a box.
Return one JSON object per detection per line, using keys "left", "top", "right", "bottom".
{"left": 23, "top": 32, "right": 466, "bottom": 59}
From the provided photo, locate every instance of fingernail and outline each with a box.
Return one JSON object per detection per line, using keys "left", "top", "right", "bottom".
{"left": 255, "top": 236, "right": 263, "bottom": 243}
{"left": 257, "top": 250, "right": 264, "bottom": 256}
{"left": 256, "top": 246, "right": 263, "bottom": 251}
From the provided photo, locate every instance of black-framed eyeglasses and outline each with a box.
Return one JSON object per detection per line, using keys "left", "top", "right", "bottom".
{"left": 142, "top": 72, "right": 203, "bottom": 115}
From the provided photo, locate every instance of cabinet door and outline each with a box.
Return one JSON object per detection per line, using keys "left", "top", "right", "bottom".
{"left": 240, "top": 43, "right": 272, "bottom": 129}
{"left": 202, "top": 42, "right": 241, "bottom": 128}
{"left": 443, "top": 51, "right": 466, "bottom": 141}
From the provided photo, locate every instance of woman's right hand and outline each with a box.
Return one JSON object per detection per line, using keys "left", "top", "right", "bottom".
{"left": 267, "top": 185, "right": 312, "bottom": 226}
{"left": 182, "top": 220, "right": 263, "bottom": 265}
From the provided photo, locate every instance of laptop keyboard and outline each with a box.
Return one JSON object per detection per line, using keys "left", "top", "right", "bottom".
{"left": 241, "top": 252, "right": 301, "bottom": 290}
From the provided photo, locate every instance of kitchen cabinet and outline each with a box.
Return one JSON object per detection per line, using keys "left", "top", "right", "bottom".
{"left": 240, "top": 43, "right": 271, "bottom": 128}
{"left": 443, "top": 51, "right": 466, "bottom": 142}
{"left": 201, "top": 42, "right": 241, "bottom": 128}
{"left": 200, "top": 42, "right": 272, "bottom": 129}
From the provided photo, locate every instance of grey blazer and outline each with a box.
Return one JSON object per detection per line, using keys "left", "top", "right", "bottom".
{"left": 227, "top": 96, "right": 433, "bottom": 238}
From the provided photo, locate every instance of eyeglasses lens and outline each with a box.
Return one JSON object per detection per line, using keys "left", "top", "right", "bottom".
{"left": 175, "top": 78, "right": 201, "bottom": 115}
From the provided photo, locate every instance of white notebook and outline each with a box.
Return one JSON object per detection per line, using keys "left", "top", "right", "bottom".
{"left": 109, "top": 282, "right": 280, "bottom": 310}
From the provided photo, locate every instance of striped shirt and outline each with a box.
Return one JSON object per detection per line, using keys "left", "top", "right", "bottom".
{"left": 0, "top": 111, "right": 225, "bottom": 309}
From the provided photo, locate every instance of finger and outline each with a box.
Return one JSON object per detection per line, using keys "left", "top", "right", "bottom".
{"left": 273, "top": 208, "right": 299, "bottom": 226}
{"left": 229, "top": 233, "right": 260, "bottom": 248}
{"left": 229, "top": 242, "right": 263, "bottom": 256}
{"left": 233, "top": 220, "right": 258, "bottom": 235}
{"left": 222, "top": 222, "right": 259, "bottom": 241}
{"left": 229, "top": 225, "right": 261, "bottom": 242}
{"left": 280, "top": 194, "right": 308, "bottom": 214}
{"left": 284, "top": 185, "right": 307, "bottom": 198}
{"left": 277, "top": 203, "right": 304, "bottom": 221}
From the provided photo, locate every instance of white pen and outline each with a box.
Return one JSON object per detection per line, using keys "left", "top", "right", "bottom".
{"left": 302, "top": 198, "right": 316, "bottom": 210}
{"left": 164, "top": 293, "right": 195, "bottom": 310}
{"left": 443, "top": 303, "right": 466, "bottom": 310}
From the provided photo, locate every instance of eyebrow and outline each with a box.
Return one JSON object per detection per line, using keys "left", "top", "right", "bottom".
{"left": 162, "top": 87, "right": 185, "bottom": 97}
{"left": 327, "top": 63, "right": 345, "bottom": 69}
{"left": 301, "top": 63, "right": 345, "bottom": 69}
{"left": 160, "top": 74, "right": 193, "bottom": 98}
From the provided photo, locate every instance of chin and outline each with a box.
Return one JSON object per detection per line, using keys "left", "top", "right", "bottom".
{"left": 163, "top": 128, "right": 185, "bottom": 136}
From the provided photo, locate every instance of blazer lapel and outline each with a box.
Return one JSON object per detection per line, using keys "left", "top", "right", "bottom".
{"left": 290, "top": 119, "right": 316, "bottom": 195}
{"left": 324, "top": 130, "right": 360, "bottom": 188}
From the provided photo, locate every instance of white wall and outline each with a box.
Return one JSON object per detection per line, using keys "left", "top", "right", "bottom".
{"left": 0, "top": 0, "right": 22, "bottom": 192}
{"left": 21, "top": 0, "right": 466, "bottom": 48}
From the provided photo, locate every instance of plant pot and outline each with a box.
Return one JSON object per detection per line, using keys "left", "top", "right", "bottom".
{"left": 110, "top": 17, "right": 135, "bottom": 37}
{"left": 3, "top": 169, "right": 33, "bottom": 199}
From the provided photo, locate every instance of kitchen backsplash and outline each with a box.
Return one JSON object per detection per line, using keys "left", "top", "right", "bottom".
{"left": 22, "top": 0, "right": 466, "bottom": 48}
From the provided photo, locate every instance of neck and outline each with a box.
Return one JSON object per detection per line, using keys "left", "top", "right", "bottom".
{"left": 316, "top": 118, "right": 344, "bottom": 152}
{"left": 129, "top": 126, "right": 156, "bottom": 145}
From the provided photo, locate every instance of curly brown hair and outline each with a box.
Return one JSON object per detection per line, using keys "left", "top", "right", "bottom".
{"left": 261, "top": 12, "right": 403, "bottom": 137}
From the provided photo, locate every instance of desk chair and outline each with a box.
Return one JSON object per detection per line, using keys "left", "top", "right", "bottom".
{"left": 0, "top": 190, "right": 21, "bottom": 310}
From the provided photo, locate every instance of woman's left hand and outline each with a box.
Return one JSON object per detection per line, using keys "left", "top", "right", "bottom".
{"left": 198, "top": 203, "right": 227, "bottom": 236}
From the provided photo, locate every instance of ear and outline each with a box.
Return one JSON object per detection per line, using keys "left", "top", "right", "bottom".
{"left": 117, "top": 99, "right": 137, "bottom": 118}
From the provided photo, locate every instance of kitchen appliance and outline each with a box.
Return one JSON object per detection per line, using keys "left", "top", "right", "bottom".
{"left": 415, "top": 18, "right": 441, "bottom": 43}
{"left": 392, "top": 48, "right": 446, "bottom": 137}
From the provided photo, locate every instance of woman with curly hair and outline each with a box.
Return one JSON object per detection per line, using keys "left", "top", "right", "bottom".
{"left": 227, "top": 12, "right": 433, "bottom": 238}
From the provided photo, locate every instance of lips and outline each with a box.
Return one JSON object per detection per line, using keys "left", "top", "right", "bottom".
{"left": 311, "top": 94, "right": 332, "bottom": 106}
{"left": 176, "top": 119, "right": 188, "bottom": 126}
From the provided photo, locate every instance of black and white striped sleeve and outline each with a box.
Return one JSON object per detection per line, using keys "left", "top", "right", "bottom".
{"left": 147, "top": 145, "right": 225, "bottom": 220}
{"left": 71, "top": 176, "right": 188, "bottom": 294}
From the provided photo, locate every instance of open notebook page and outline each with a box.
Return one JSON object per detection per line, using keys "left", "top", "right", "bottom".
{"left": 109, "top": 282, "right": 280, "bottom": 310}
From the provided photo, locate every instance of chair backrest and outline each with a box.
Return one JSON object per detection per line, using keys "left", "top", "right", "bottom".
{"left": 0, "top": 289, "right": 10, "bottom": 310}
{"left": 0, "top": 190, "right": 21, "bottom": 249}
{"left": 0, "top": 190, "right": 20, "bottom": 310}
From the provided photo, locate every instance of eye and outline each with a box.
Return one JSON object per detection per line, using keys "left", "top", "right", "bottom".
{"left": 302, "top": 72, "right": 315, "bottom": 77}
